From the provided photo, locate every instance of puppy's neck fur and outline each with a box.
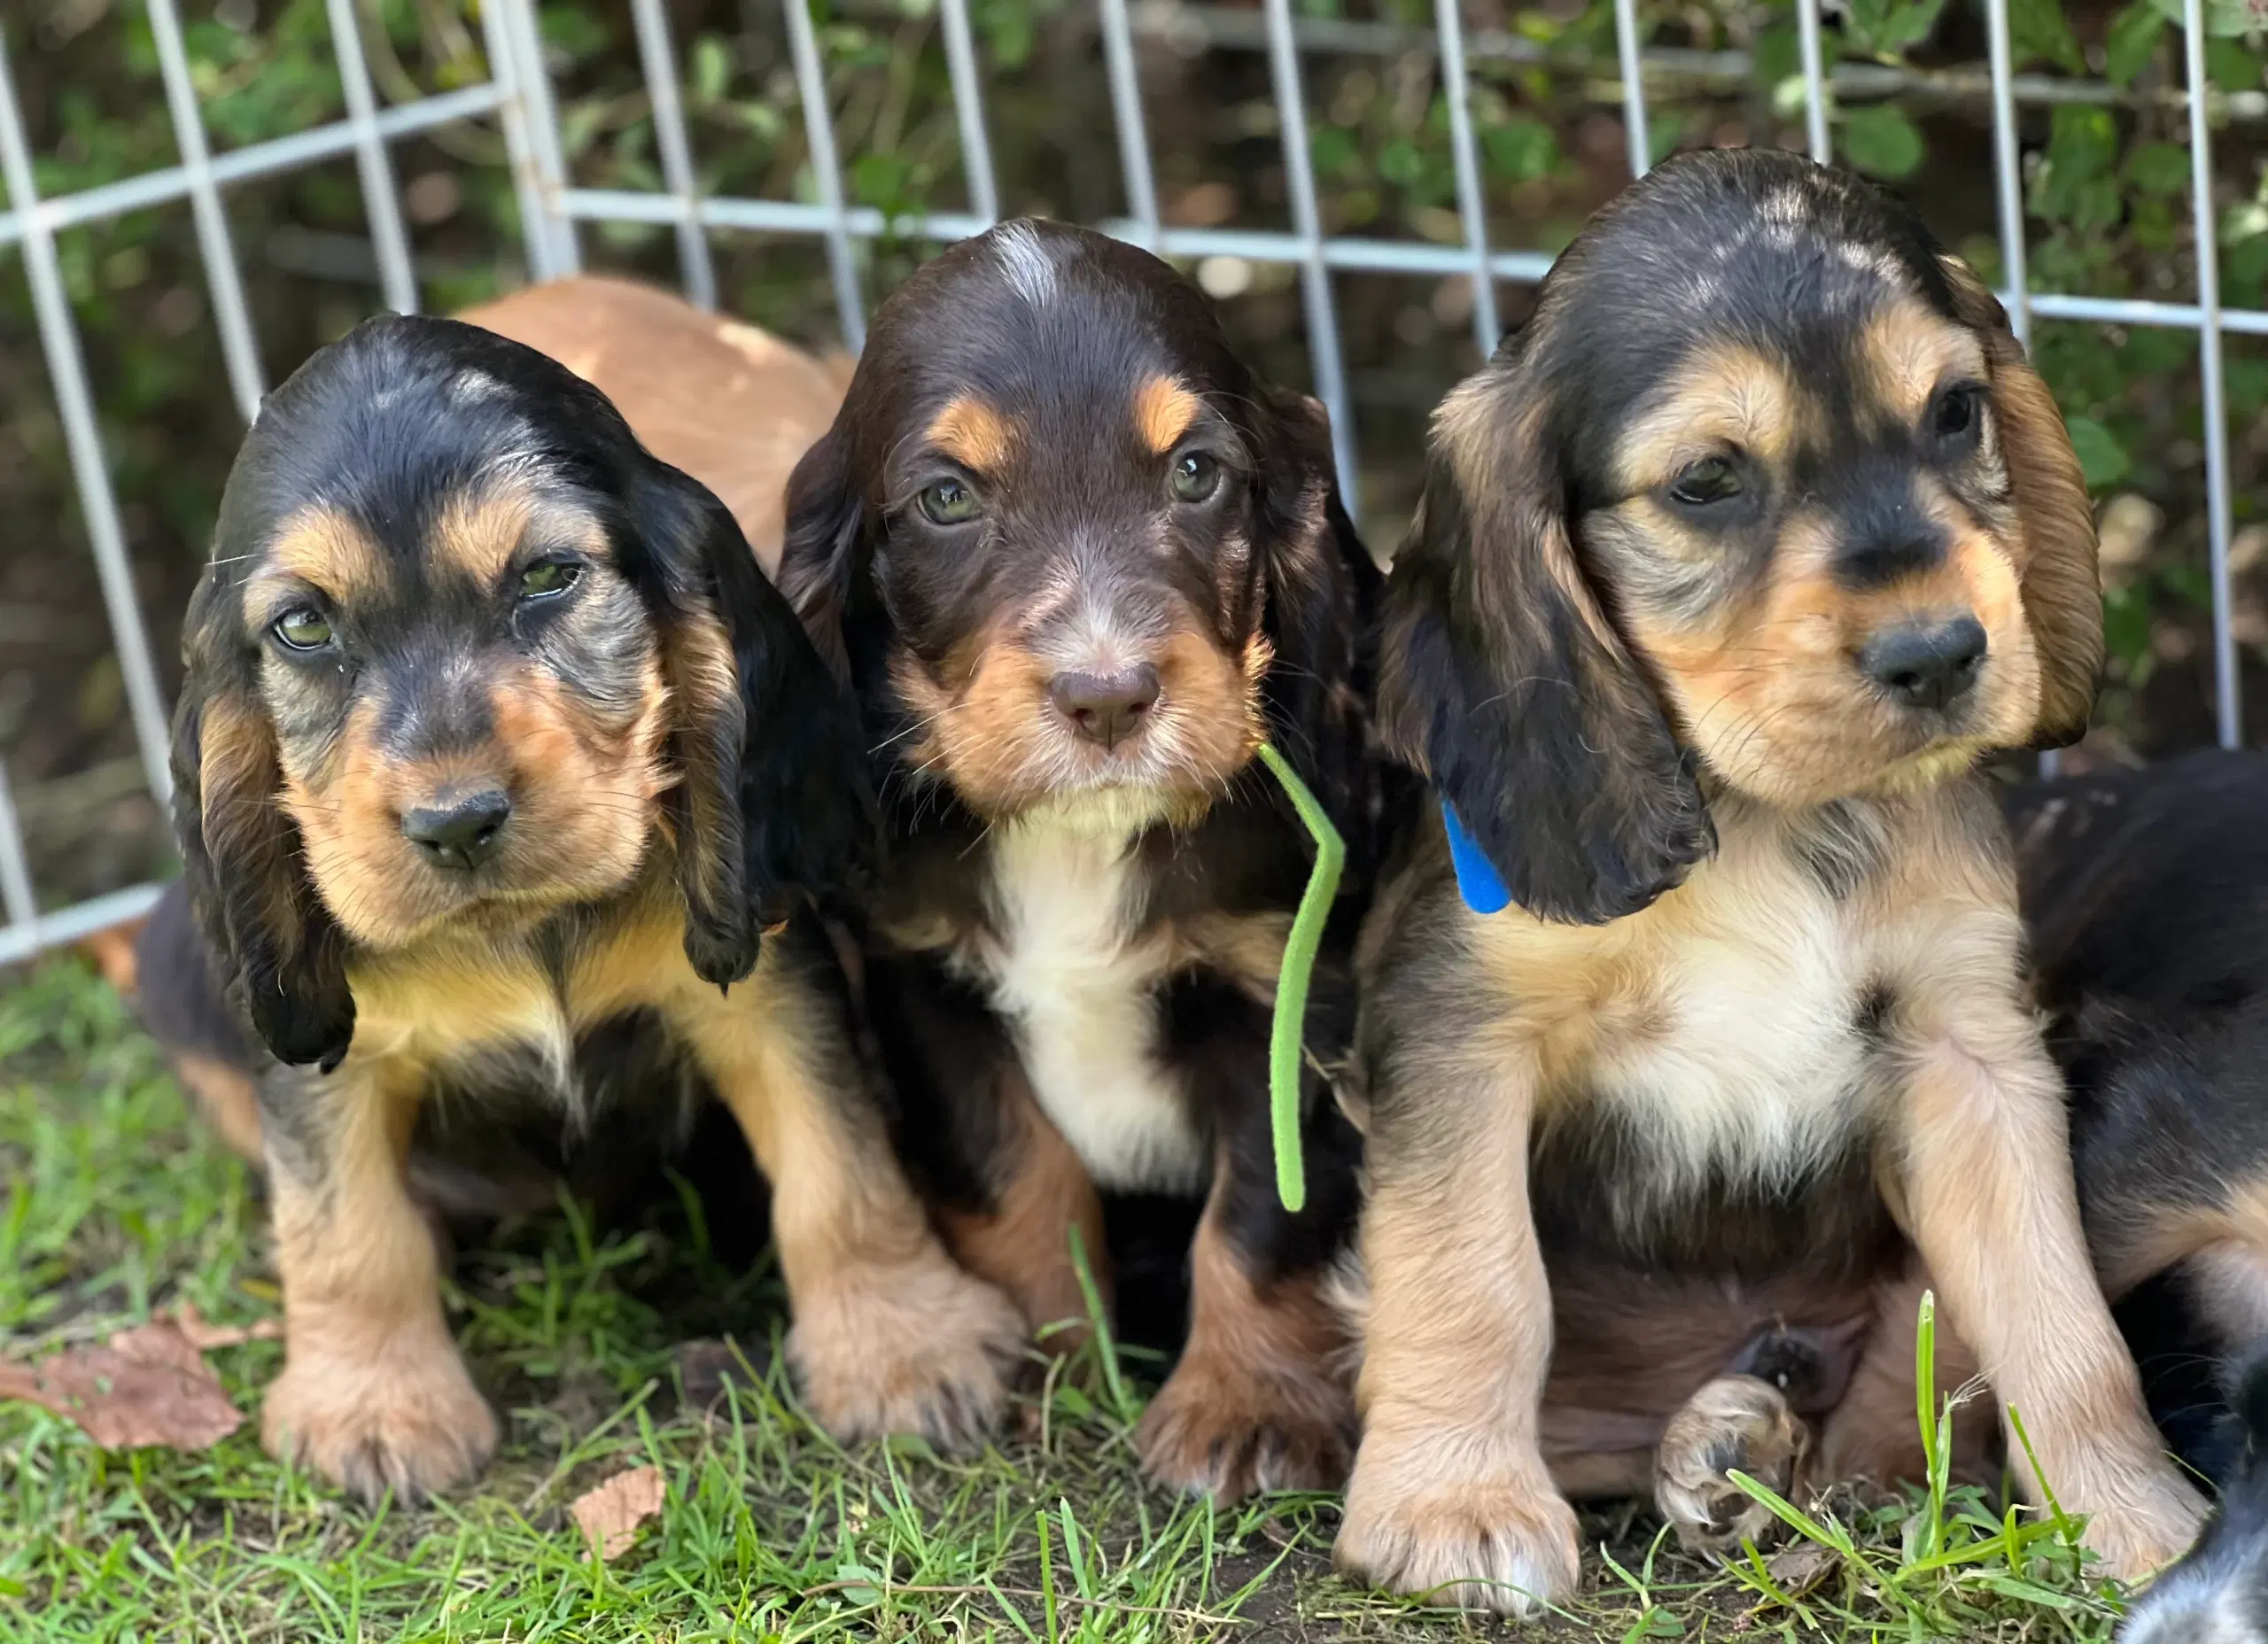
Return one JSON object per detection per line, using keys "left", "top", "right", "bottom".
{"left": 963, "top": 809, "right": 1208, "bottom": 1193}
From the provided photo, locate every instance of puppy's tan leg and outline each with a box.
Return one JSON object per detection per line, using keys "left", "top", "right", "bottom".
{"left": 937, "top": 1065, "right": 1109, "bottom": 1353}
{"left": 1892, "top": 995, "right": 2204, "bottom": 1579}
{"left": 260, "top": 1058, "right": 496, "bottom": 1504}
{"left": 1654, "top": 1376, "right": 1811, "bottom": 1555}
{"left": 675, "top": 959, "right": 1026, "bottom": 1453}
{"left": 1135, "top": 1165, "right": 1354, "bottom": 1499}
{"left": 1336, "top": 1044, "right": 1581, "bottom": 1616}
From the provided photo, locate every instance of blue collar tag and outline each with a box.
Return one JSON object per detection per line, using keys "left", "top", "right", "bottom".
{"left": 1441, "top": 800, "right": 1512, "bottom": 914}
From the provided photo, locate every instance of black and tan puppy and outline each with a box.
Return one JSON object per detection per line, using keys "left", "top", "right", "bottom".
{"left": 159, "top": 314, "right": 1024, "bottom": 1503}
{"left": 779, "top": 219, "right": 1383, "bottom": 1497}
{"left": 1336, "top": 148, "right": 2201, "bottom": 1610}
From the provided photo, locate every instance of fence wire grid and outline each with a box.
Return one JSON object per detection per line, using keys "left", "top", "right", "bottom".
{"left": 0, "top": 0, "right": 2253, "bottom": 965}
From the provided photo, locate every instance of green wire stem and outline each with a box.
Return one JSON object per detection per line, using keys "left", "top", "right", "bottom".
{"left": 1256, "top": 742, "right": 1344, "bottom": 1214}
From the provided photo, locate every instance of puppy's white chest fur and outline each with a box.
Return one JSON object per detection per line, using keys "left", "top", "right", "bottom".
{"left": 1586, "top": 847, "right": 1877, "bottom": 1190}
{"left": 973, "top": 816, "right": 1208, "bottom": 1193}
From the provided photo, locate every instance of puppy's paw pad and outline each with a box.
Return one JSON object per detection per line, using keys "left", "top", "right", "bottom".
{"left": 1335, "top": 1452, "right": 1581, "bottom": 1615}
{"left": 1136, "top": 1366, "right": 1354, "bottom": 1500}
{"left": 261, "top": 1345, "right": 496, "bottom": 1506}
{"left": 791, "top": 1258, "right": 1025, "bottom": 1454}
{"left": 1656, "top": 1374, "right": 1808, "bottom": 1555}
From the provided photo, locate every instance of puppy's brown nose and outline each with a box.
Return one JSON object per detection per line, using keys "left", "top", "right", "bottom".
{"left": 401, "top": 788, "right": 510, "bottom": 871}
{"left": 1049, "top": 664, "right": 1161, "bottom": 750}
{"left": 1859, "top": 617, "right": 1986, "bottom": 712}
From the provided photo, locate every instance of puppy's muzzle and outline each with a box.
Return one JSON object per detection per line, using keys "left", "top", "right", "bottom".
{"left": 1859, "top": 616, "right": 1986, "bottom": 713}
{"left": 1048, "top": 663, "right": 1161, "bottom": 751}
{"left": 400, "top": 786, "right": 512, "bottom": 872}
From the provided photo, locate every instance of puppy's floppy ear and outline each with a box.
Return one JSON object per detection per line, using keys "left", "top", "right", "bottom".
{"left": 628, "top": 458, "right": 873, "bottom": 987}
{"left": 776, "top": 425, "right": 866, "bottom": 682}
{"left": 1379, "top": 351, "right": 1713, "bottom": 925}
{"left": 1938, "top": 254, "right": 2104, "bottom": 748}
{"left": 170, "top": 574, "right": 354, "bottom": 1069}
{"left": 1254, "top": 388, "right": 1381, "bottom": 852}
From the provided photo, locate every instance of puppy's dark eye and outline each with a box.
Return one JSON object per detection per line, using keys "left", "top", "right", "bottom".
{"left": 272, "top": 608, "right": 333, "bottom": 651}
{"left": 519, "top": 559, "right": 582, "bottom": 600}
{"left": 1669, "top": 457, "right": 1742, "bottom": 508}
{"left": 1170, "top": 451, "right": 1223, "bottom": 504}
{"left": 1931, "top": 384, "right": 1984, "bottom": 442}
{"left": 919, "top": 477, "right": 981, "bottom": 525}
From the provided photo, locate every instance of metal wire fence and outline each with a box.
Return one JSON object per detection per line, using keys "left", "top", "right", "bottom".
{"left": 0, "top": 0, "right": 2252, "bottom": 965}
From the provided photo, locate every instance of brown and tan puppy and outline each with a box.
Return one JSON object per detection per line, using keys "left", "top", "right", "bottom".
{"left": 778, "top": 219, "right": 1386, "bottom": 1499}
{"left": 1335, "top": 149, "right": 2202, "bottom": 1611}
{"left": 459, "top": 275, "right": 849, "bottom": 577}
{"left": 154, "top": 314, "right": 1021, "bottom": 1504}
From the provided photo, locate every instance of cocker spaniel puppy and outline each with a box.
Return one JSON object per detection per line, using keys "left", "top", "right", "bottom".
{"left": 779, "top": 219, "right": 1384, "bottom": 1497}
{"left": 155, "top": 314, "right": 1023, "bottom": 1503}
{"left": 1336, "top": 148, "right": 2201, "bottom": 1610}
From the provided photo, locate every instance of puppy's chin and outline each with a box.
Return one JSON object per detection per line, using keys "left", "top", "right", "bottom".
{"left": 1006, "top": 783, "right": 1192, "bottom": 837}
{"left": 306, "top": 835, "right": 656, "bottom": 951}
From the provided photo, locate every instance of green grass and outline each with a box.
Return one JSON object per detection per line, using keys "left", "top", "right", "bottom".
{"left": 0, "top": 956, "right": 2148, "bottom": 1640}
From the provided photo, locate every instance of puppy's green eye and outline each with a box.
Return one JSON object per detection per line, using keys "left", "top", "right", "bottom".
{"left": 519, "top": 560, "right": 582, "bottom": 600}
{"left": 919, "top": 477, "right": 981, "bottom": 525}
{"left": 1171, "top": 451, "right": 1223, "bottom": 504}
{"left": 1669, "top": 457, "right": 1743, "bottom": 508}
{"left": 272, "top": 609, "right": 333, "bottom": 650}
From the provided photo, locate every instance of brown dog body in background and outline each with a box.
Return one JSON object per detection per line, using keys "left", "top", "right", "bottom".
{"left": 144, "top": 314, "right": 1020, "bottom": 1504}
{"left": 1336, "top": 150, "right": 2202, "bottom": 1611}
{"left": 460, "top": 275, "right": 849, "bottom": 578}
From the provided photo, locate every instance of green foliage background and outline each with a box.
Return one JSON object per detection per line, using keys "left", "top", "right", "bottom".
{"left": 3, "top": 0, "right": 2265, "bottom": 906}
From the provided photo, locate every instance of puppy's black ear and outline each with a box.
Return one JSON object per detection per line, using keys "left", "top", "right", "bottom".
{"left": 1379, "top": 350, "right": 1713, "bottom": 925}
{"left": 170, "top": 574, "right": 354, "bottom": 1069}
{"left": 776, "top": 426, "right": 866, "bottom": 682}
{"left": 630, "top": 459, "right": 873, "bottom": 987}
{"left": 1938, "top": 254, "right": 2104, "bottom": 748}
{"left": 1254, "top": 388, "right": 1381, "bottom": 853}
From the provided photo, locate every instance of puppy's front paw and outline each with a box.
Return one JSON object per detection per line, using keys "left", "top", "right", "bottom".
{"left": 1655, "top": 1374, "right": 1810, "bottom": 1555}
{"left": 1135, "top": 1355, "right": 1354, "bottom": 1499}
{"left": 789, "top": 1253, "right": 1025, "bottom": 1453}
{"left": 2077, "top": 1468, "right": 2208, "bottom": 1585}
{"left": 262, "top": 1333, "right": 496, "bottom": 1505}
{"left": 1335, "top": 1433, "right": 1581, "bottom": 1615}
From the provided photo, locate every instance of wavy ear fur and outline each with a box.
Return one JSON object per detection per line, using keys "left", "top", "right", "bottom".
{"left": 1938, "top": 255, "right": 2104, "bottom": 748}
{"left": 628, "top": 458, "right": 874, "bottom": 986}
{"left": 170, "top": 574, "right": 355, "bottom": 1069}
{"left": 1254, "top": 388, "right": 1382, "bottom": 865}
{"left": 1379, "top": 353, "right": 1713, "bottom": 926}
{"left": 776, "top": 426, "right": 866, "bottom": 684}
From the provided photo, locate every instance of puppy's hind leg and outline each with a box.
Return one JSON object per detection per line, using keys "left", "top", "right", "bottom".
{"left": 260, "top": 1058, "right": 497, "bottom": 1505}
{"left": 1655, "top": 1375, "right": 1812, "bottom": 1557}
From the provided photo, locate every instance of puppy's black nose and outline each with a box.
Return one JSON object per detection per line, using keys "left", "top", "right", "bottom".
{"left": 1859, "top": 617, "right": 1987, "bottom": 712}
{"left": 1049, "top": 664, "right": 1161, "bottom": 751}
{"left": 401, "top": 789, "right": 511, "bottom": 870}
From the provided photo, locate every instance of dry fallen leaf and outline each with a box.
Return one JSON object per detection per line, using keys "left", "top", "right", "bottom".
{"left": 1760, "top": 1540, "right": 1838, "bottom": 1600}
{"left": 0, "top": 1322, "right": 243, "bottom": 1450}
{"left": 571, "top": 1464, "right": 665, "bottom": 1560}
{"left": 169, "top": 1301, "right": 281, "bottom": 1351}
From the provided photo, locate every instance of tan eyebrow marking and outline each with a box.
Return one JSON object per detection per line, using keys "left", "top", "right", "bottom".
{"left": 1134, "top": 375, "right": 1204, "bottom": 455}
{"left": 1862, "top": 297, "right": 1990, "bottom": 422}
{"left": 1613, "top": 342, "right": 1798, "bottom": 492}
{"left": 925, "top": 395, "right": 1016, "bottom": 473}
{"left": 260, "top": 505, "right": 384, "bottom": 602}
